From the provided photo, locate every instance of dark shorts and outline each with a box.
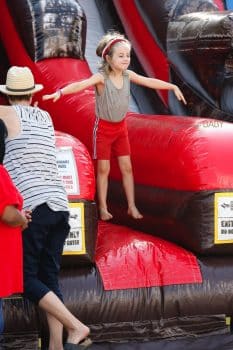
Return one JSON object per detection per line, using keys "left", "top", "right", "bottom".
{"left": 23, "top": 203, "right": 70, "bottom": 304}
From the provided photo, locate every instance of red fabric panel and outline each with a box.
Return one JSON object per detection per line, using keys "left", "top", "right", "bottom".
{"left": 37, "top": 58, "right": 95, "bottom": 154}
{"left": 213, "top": 0, "right": 225, "bottom": 10}
{"left": 110, "top": 114, "right": 233, "bottom": 191}
{"left": 95, "top": 221, "right": 202, "bottom": 290}
{"left": 113, "top": 0, "right": 169, "bottom": 104}
{"left": 0, "top": 1, "right": 34, "bottom": 68}
{"left": 55, "top": 131, "right": 95, "bottom": 201}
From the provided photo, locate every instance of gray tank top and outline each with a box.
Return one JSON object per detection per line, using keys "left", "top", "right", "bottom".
{"left": 95, "top": 71, "right": 130, "bottom": 122}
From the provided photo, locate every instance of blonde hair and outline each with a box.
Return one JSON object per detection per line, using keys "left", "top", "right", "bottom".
{"left": 96, "top": 31, "right": 131, "bottom": 74}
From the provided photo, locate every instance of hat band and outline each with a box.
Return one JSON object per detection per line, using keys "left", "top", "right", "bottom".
{"left": 6, "top": 85, "right": 35, "bottom": 93}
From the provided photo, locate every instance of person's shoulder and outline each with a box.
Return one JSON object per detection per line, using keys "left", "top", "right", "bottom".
{"left": 36, "top": 106, "right": 50, "bottom": 115}
{"left": 0, "top": 105, "right": 13, "bottom": 113}
{"left": 0, "top": 105, "right": 16, "bottom": 123}
{"left": 34, "top": 106, "right": 53, "bottom": 122}
{"left": 123, "top": 70, "right": 133, "bottom": 84}
{"left": 125, "top": 69, "right": 140, "bottom": 82}
{"left": 125, "top": 69, "right": 134, "bottom": 77}
{"left": 124, "top": 70, "right": 133, "bottom": 80}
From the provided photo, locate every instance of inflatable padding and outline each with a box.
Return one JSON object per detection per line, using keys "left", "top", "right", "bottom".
{"left": 2, "top": 260, "right": 232, "bottom": 342}
{"left": 167, "top": 11, "right": 233, "bottom": 120}
{"left": 6, "top": 0, "right": 86, "bottom": 61}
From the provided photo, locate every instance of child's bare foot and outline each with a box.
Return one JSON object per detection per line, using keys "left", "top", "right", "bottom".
{"left": 99, "top": 208, "right": 113, "bottom": 221}
{"left": 127, "top": 205, "right": 143, "bottom": 219}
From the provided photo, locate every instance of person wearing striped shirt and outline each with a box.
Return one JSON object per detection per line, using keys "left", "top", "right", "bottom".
{"left": 0, "top": 66, "right": 91, "bottom": 350}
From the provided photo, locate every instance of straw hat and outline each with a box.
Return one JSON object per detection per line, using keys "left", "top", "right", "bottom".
{"left": 0, "top": 66, "right": 43, "bottom": 95}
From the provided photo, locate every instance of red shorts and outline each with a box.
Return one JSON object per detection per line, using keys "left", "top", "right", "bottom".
{"left": 93, "top": 118, "right": 131, "bottom": 160}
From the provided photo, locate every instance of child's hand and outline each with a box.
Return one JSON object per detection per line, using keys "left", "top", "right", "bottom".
{"left": 21, "top": 209, "right": 32, "bottom": 230}
{"left": 42, "top": 90, "right": 61, "bottom": 102}
{"left": 23, "top": 209, "right": 32, "bottom": 222}
{"left": 173, "top": 85, "right": 187, "bottom": 105}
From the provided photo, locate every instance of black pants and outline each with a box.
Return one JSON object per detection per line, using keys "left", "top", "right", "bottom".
{"left": 23, "top": 203, "right": 70, "bottom": 304}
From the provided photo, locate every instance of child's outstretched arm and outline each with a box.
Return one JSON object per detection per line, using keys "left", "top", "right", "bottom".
{"left": 43, "top": 73, "right": 104, "bottom": 102}
{"left": 128, "top": 70, "right": 187, "bottom": 105}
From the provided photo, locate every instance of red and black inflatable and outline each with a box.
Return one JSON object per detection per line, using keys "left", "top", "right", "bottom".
{"left": 1, "top": 1, "right": 233, "bottom": 350}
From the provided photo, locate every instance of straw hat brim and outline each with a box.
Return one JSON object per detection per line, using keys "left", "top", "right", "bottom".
{"left": 0, "top": 84, "right": 43, "bottom": 95}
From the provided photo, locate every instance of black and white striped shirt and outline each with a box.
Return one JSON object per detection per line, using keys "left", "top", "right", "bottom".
{"left": 4, "top": 105, "right": 69, "bottom": 212}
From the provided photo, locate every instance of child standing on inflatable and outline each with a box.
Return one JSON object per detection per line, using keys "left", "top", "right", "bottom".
{"left": 43, "top": 31, "right": 186, "bottom": 221}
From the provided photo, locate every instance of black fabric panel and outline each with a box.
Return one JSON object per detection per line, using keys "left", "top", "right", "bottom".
{"left": 0, "top": 41, "right": 9, "bottom": 104}
{"left": 70, "top": 334, "right": 233, "bottom": 350}
{"left": 2, "top": 296, "right": 38, "bottom": 333}
{"left": 107, "top": 180, "right": 233, "bottom": 255}
{"left": 0, "top": 41, "right": 10, "bottom": 84}
{"left": 3, "top": 261, "right": 233, "bottom": 343}
{"left": 134, "top": 0, "right": 218, "bottom": 52}
{"left": 6, "top": 0, "right": 86, "bottom": 62}
{"left": 6, "top": 0, "right": 35, "bottom": 60}
{"left": 48, "top": 260, "right": 233, "bottom": 332}
{"left": 164, "top": 256, "right": 233, "bottom": 317}
{"left": 0, "top": 332, "right": 39, "bottom": 350}
{"left": 89, "top": 315, "right": 228, "bottom": 342}
{"left": 167, "top": 12, "right": 233, "bottom": 121}
{"left": 168, "top": 67, "right": 233, "bottom": 121}
{"left": 134, "top": 0, "right": 169, "bottom": 52}
{"left": 134, "top": 0, "right": 228, "bottom": 120}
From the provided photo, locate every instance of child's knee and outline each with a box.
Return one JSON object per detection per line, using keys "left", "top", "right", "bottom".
{"left": 120, "top": 163, "right": 132, "bottom": 175}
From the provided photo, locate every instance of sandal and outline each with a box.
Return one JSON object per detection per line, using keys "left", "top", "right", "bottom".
{"left": 64, "top": 337, "right": 92, "bottom": 350}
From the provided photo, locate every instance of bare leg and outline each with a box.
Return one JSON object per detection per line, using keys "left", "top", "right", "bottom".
{"left": 96, "top": 159, "right": 113, "bottom": 220}
{"left": 118, "top": 156, "right": 143, "bottom": 219}
{"left": 39, "top": 291, "right": 90, "bottom": 345}
{"left": 46, "top": 312, "right": 63, "bottom": 350}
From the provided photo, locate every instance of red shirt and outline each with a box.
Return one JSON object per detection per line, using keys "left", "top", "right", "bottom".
{"left": 0, "top": 165, "right": 23, "bottom": 297}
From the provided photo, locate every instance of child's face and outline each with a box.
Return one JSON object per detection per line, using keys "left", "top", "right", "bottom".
{"left": 108, "top": 43, "right": 131, "bottom": 71}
